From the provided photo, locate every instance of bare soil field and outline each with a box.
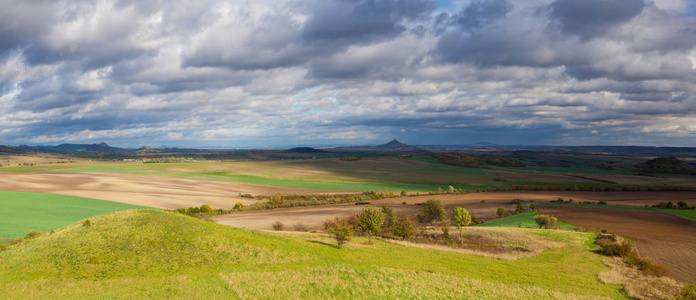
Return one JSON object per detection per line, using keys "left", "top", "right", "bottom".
{"left": 538, "top": 206, "right": 696, "bottom": 284}
{"left": 0, "top": 172, "right": 345, "bottom": 209}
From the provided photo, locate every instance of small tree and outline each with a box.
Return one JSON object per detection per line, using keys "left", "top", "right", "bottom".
{"left": 496, "top": 207, "right": 506, "bottom": 218}
{"left": 233, "top": 202, "right": 244, "bottom": 210}
{"left": 356, "top": 206, "right": 385, "bottom": 244}
{"left": 324, "top": 217, "right": 354, "bottom": 249}
{"left": 381, "top": 204, "right": 396, "bottom": 228}
{"left": 392, "top": 216, "right": 416, "bottom": 240}
{"left": 529, "top": 203, "right": 538, "bottom": 211}
{"left": 450, "top": 207, "right": 471, "bottom": 238}
{"left": 417, "top": 199, "right": 446, "bottom": 224}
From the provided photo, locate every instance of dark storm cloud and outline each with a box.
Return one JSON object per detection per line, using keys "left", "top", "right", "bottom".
{"left": 451, "top": 0, "right": 512, "bottom": 30}
{"left": 550, "top": 0, "right": 645, "bottom": 41}
{"left": 302, "top": 0, "right": 436, "bottom": 41}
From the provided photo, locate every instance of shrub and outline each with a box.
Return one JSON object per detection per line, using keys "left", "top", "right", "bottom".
{"left": 293, "top": 222, "right": 308, "bottom": 232}
{"left": 511, "top": 198, "right": 522, "bottom": 204}
{"left": 400, "top": 190, "right": 408, "bottom": 196}
{"left": 514, "top": 203, "right": 525, "bottom": 214}
{"left": 533, "top": 214, "right": 558, "bottom": 229}
{"left": 647, "top": 264, "right": 671, "bottom": 277}
{"left": 529, "top": 203, "right": 538, "bottom": 211}
{"left": 187, "top": 207, "right": 200, "bottom": 214}
{"left": 496, "top": 207, "right": 506, "bottom": 218}
{"left": 381, "top": 204, "right": 396, "bottom": 228}
{"left": 680, "top": 284, "right": 696, "bottom": 300}
{"left": 416, "top": 199, "right": 446, "bottom": 224}
{"left": 597, "top": 241, "right": 633, "bottom": 257}
{"left": 471, "top": 215, "right": 480, "bottom": 224}
{"left": 200, "top": 204, "right": 213, "bottom": 214}
{"left": 82, "top": 219, "right": 92, "bottom": 227}
{"left": 233, "top": 202, "right": 244, "bottom": 210}
{"left": 597, "top": 201, "right": 607, "bottom": 205}
{"left": 175, "top": 208, "right": 186, "bottom": 214}
{"left": 324, "top": 217, "right": 354, "bottom": 249}
{"left": 24, "top": 231, "right": 42, "bottom": 240}
{"left": 392, "top": 216, "right": 416, "bottom": 240}
{"left": 272, "top": 221, "right": 284, "bottom": 231}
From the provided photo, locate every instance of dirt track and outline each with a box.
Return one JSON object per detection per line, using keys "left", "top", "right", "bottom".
{"left": 538, "top": 206, "right": 696, "bottom": 284}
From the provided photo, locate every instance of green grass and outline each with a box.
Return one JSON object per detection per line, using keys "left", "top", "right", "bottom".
{"left": 537, "top": 203, "right": 696, "bottom": 222}
{"left": 477, "top": 212, "right": 577, "bottom": 230}
{"left": 0, "top": 191, "right": 149, "bottom": 239}
{"left": 0, "top": 210, "right": 626, "bottom": 299}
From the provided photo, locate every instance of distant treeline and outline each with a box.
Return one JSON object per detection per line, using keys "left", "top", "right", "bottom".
{"left": 510, "top": 184, "right": 696, "bottom": 192}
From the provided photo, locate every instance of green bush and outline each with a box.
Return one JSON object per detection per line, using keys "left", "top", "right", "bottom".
{"left": 324, "top": 217, "right": 354, "bottom": 249}
{"left": 82, "top": 219, "right": 92, "bottom": 227}
{"left": 416, "top": 199, "right": 446, "bottom": 224}
{"left": 200, "top": 204, "right": 213, "bottom": 214}
{"left": 496, "top": 207, "right": 506, "bottom": 218}
{"left": 175, "top": 208, "right": 186, "bottom": 214}
{"left": 391, "top": 216, "right": 416, "bottom": 240}
{"left": 24, "top": 231, "right": 42, "bottom": 240}
{"left": 533, "top": 214, "right": 559, "bottom": 229}
{"left": 233, "top": 202, "right": 244, "bottom": 210}
{"left": 679, "top": 284, "right": 696, "bottom": 300}
{"left": 187, "top": 207, "right": 200, "bottom": 214}
{"left": 381, "top": 204, "right": 396, "bottom": 228}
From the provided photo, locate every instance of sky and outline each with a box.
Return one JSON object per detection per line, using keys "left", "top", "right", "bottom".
{"left": 1, "top": 0, "right": 696, "bottom": 148}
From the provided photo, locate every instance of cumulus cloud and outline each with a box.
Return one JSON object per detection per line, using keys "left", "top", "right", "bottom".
{"left": 0, "top": 0, "right": 694, "bottom": 147}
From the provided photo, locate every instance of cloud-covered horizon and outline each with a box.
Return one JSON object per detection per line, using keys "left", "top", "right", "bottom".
{"left": 1, "top": 0, "right": 695, "bottom": 148}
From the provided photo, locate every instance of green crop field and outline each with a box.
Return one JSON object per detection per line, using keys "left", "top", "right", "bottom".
{"left": 0, "top": 210, "right": 626, "bottom": 299}
{"left": 476, "top": 212, "right": 577, "bottom": 230}
{"left": 0, "top": 191, "right": 149, "bottom": 239}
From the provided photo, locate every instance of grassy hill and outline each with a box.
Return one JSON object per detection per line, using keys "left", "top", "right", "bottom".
{"left": 0, "top": 210, "right": 626, "bottom": 299}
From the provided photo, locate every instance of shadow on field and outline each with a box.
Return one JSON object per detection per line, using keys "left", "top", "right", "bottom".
{"left": 309, "top": 239, "right": 338, "bottom": 249}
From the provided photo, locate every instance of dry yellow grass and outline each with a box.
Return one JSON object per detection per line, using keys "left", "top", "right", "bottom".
{"left": 388, "top": 227, "right": 568, "bottom": 260}
{"left": 598, "top": 257, "right": 683, "bottom": 299}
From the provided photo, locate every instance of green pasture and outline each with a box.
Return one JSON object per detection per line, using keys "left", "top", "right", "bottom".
{"left": 0, "top": 210, "right": 626, "bottom": 299}
{"left": 0, "top": 191, "right": 148, "bottom": 239}
{"left": 537, "top": 203, "right": 696, "bottom": 222}
{"left": 477, "top": 212, "right": 577, "bottom": 230}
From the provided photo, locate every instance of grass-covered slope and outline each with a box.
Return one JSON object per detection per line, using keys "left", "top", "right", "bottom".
{"left": 0, "top": 210, "right": 626, "bottom": 299}
{"left": 0, "top": 191, "right": 148, "bottom": 239}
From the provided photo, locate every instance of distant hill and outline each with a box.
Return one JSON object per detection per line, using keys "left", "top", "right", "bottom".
{"left": 328, "top": 139, "right": 431, "bottom": 153}
{"left": 18, "top": 142, "right": 127, "bottom": 153}
{"left": 635, "top": 157, "right": 696, "bottom": 175}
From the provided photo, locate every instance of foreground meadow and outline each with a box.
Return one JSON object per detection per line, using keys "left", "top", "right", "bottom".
{"left": 0, "top": 210, "right": 625, "bottom": 299}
